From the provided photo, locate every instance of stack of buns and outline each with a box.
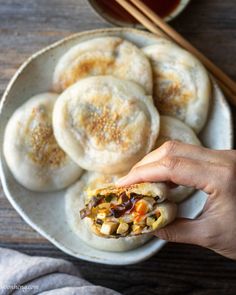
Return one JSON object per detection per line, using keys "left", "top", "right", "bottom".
{"left": 3, "top": 36, "right": 211, "bottom": 251}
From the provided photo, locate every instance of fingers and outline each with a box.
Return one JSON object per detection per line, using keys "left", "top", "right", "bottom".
{"left": 117, "top": 156, "right": 216, "bottom": 194}
{"left": 133, "top": 141, "right": 235, "bottom": 169}
{"left": 155, "top": 218, "right": 204, "bottom": 245}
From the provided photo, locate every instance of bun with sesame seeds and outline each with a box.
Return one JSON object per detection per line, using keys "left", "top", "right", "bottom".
{"left": 143, "top": 38, "right": 211, "bottom": 133}
{"left": 53, "top": 76, "right": 160, "bottom": 174}
{"left": 53, "top": 36, "right": 153, "bottom": 95}
{"left": 3, "top": 93, "right": 83, "bottom": 192}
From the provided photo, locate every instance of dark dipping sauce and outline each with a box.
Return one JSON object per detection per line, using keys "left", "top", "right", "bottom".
{"left": 94, "top": 0, "right": 181, "bottom": 24}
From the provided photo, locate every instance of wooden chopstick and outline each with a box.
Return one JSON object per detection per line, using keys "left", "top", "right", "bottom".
{"left": 116, "top": 0, "right": 166, "bottom": 36}
{"left": 130, "top": 0, "right": 236, "bottom": 101}
{"left": 116, "top": 0, "right": 236, "bottom": 105}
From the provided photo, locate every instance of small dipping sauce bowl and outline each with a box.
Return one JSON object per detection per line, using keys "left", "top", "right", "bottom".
{"left": 88, "top": 0, "right": 191, "bottom": 26}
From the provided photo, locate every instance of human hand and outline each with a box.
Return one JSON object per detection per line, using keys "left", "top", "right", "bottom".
{"left": 117, "top": 141, "right": 236, "bottom": 259}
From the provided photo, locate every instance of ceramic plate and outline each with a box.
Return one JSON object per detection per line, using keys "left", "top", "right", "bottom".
{"left": 0, "top": 28, "right": 233, "bottom": 265}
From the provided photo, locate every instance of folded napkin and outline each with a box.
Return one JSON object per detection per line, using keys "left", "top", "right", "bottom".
{"left": 0, "top": 247, "right": 121, "bottom": 295}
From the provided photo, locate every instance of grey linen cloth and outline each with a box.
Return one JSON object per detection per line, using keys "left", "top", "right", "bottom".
{"left": 0, "top": 247, "right": 121, "bottom": 295}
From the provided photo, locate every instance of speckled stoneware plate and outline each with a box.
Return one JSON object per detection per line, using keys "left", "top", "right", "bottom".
{"left": 0, "top": 28, "right": 233, "bottom": 265}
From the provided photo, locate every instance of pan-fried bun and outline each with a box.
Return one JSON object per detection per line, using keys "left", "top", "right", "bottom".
{"left": 81, "top": 182, "right": 176, "bottom": 238}
{"left": 3, "top": 93, "right": 83, "bottom": 192}
{"left": 65, "top": 172, "right": 152, "bottom": 252}
{"left": 143, "top": 39, "right": 211, "bottom": 133}
{"left": 53, "top": 76, "right": 160, "bottom": 174}
{"left": 156, "top": 116, "right": 201, "bottom": 202}
{"left": 53, "top": 36, "right": 153, "bottom": 94}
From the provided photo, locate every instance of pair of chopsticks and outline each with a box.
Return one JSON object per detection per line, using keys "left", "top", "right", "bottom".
{"left": 116, "top": 0, "right": 236, "bottom": 105}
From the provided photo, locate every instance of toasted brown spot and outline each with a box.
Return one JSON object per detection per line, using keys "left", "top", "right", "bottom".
{"left": 79, "top": 105, "right": 128, "bottom": 149}
{"left": 155, "top": 81, "right": 192, "bottom": 117}
{"left": 27, "top": 107, "right": 66, "bottom": 167}
{"left": 58, "top": 38, "right": 125, "bottom": 91}
{"left": 61, "top": 57, "right": 115, "bottom": 89}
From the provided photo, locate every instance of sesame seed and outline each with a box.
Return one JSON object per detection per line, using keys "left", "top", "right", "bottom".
{"left": 28, "top": 108, "right": 66, "bottom": 167}
{"left": 80, "top": 105, "right": 127, "bottom": 148}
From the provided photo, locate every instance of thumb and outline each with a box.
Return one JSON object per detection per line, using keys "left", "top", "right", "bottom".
{"left": 155, "top": 218, "right": 204, "bottom": 246}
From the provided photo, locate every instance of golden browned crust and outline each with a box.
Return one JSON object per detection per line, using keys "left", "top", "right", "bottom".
{"left": 27, "top": 107, "right": 66, "bottom": 167}
{"left": 61, "top": 56, "right": 115, "bottom": 90}
{"left": 87, "top": 182, "right": 167, "bottom": 200}
{"left": 78, "top": 104, "right": 125, "bottom": 148}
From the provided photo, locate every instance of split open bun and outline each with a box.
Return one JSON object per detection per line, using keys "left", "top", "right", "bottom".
{"left": 82, "top": 182, "right": 177, "bottom": 238}
{"left": 66, "top": 172, "right": 154, "bottom": 252}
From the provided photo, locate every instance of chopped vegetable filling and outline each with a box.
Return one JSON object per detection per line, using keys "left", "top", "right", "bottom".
{"left": 80, "top": 192, "right": 161, "bottom": 236}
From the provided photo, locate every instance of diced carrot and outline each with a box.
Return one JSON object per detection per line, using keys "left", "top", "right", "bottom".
{"left": 133, "top": 214, "right": 143, "bottom": 223}
{"left": 134, "top": 200, "right": 149, "bottom": 215}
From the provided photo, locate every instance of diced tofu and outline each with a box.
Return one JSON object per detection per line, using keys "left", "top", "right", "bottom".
{"left": 100, "top": 222, "right": 118, "bottom": 235}
{"left": 132, "top": 224, "right": 142, "bottom": 235}
{"left": 120, "top": 214, "right": 133, "bottom": 223}
{"left": 146, "top": 217, "right": 156, "bottom": 226}
{"left": 152, "top": 219, "right": 160, "bottom": 230}
{"left": 98, "top": 203, "right": 110, "bottom": 210}
{"left": 116, "top": 223, "right": 129, "bottom": 235}
{"left": 97, "top": 212, "right": 107, "bottom": 219}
